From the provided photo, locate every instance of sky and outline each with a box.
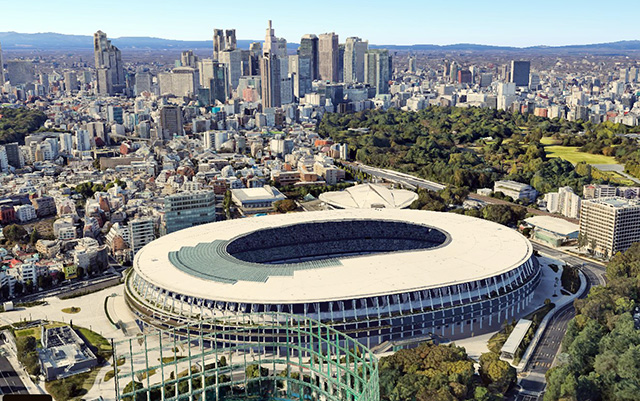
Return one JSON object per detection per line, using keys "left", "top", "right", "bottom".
{"left": 1, "top": 0, "right": 638, "bottom": 47}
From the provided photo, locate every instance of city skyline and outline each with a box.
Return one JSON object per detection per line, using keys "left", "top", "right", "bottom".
{"left": 1, "top": 0, "right": 638, "bottom": 47}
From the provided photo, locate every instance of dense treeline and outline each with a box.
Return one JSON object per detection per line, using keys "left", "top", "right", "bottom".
{"left": 544, "top": 244, "right": 640, "bottom": 400}
{"left": 0, "top": 107, "right": 48, "bottom": 144}
{"left": 319, "top": 107, "right": 640, "bottom": 192}
{"left": 409, "top": 187, "right": 527, "bottom": 227}
{"left": 379, "top": 342, "right": 515, "bottom": 401}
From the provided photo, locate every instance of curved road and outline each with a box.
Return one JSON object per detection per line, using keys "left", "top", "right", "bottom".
{"left": 516, "top": 243, "right": 606, "bottom": 400}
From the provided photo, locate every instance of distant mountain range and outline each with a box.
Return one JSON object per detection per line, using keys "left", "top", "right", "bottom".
{"left": 1, "top": 31, "right": 640, "bottom": 54}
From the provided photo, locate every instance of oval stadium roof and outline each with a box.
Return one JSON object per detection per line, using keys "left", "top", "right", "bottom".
{"left": 133, "top": 209, "right": 533, "bottom": 304}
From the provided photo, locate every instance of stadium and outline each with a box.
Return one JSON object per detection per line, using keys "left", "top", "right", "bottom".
{"left": 125, "top": 209, "right": 540, "bottom": 348}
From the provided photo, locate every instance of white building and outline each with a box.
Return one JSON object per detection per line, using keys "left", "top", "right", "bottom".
{"left": 231, "top": 186, "right": 286, "bottom": 215}
{"left": 493, "top": 180, "right": 538, "bottom": 202}
{"left": 15, "top": 204, "right": 37, "bottom": 222}
{"left": 128, "top": 217, "right": 155, "bottom": 257}
{"left": 583, "top": 184, "right": 617, "bottom": 200}
{"left": 75, "top": 129, "right": 92, "bottom": 152}
{"left": 544, "top": 186, "right": 581, "bottom": 219}
{"left": 579, "top": 197, "right": 640, "bottom": 257}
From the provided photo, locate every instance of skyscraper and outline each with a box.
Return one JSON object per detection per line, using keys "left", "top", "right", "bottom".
{"left": 213, "top": 29, "right": 225, "bottom": 60}
{"left": 298, "top": 34, "right": 319, "bottom": 81}
{"left": 344, "top": 37, "right": 368, "bottom": 83}
{"left": 260, "top": 20, "right": 281, "bottom": 108}
{"left": 159, "top": 106, "right": 183, "bottom": 140}
{"left": 364, "top": 49, "right": 392, "bottom": 95}
{"left": 211, "top": 62, "right": 229, "bottom": 104}
{"left": 289, "top": 55, "right": 312, "bottom": 100}
{"left": 6, "top": 61, "right": 35, "bottom": 85}
{"left": 180, "top": 50, "right": 198, "bottom": 67}
{"left": 134, "top": 69, "right": 152, "bottom": 95}
{"left": 249, "top": 42, "right": 262, "bottom": 76}
{"left": 510, "top": 60, "right": 530, "bottom": 87}
{"left": 225, "top": 29, "right": 237, "bottom": 51}
{"left": 93, "top": 30, "right": 125, "bottom": 95}
{"left": 319, "top": 33, "right": 339, "bottom": 82}
{"left": 64, "top": 72, "right": 78, "bottom": 93}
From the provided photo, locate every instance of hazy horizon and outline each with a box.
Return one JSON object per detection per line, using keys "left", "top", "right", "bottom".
{"left": 1, "top": 0, "right": 638, "bottom": 47}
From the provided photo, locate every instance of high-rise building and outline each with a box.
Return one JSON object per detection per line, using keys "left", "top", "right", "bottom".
{"left": 213, "top": 29, "right": 237, "bottom": 60}
{"left": 289, "top": 55, "right": 312, "bottom": 100}
{"left": 6, "top": 60, "right": 35, "bottom": 85}
{"left": 510, "top": 60, "right": 530, "bottom": 87}
{"left": 210, "top": 62, "right": 229, "bottom": 104}
{"left": 134, "top": 69, "right": 152, "bottom": 95}
{"left": 158, "top": 67, "right": 199, "bottom": 97}
{"left": 107, "top": 105, "right": 124, "bottom": 124}
{"left": 249, "top": 42, "right": 262, "bottom": 76}
{"left": 318, "top": 33, "right": 339, "bottom": 82}
{"left": 213, "top": 29, "right": 225, "bottom": 60}
{"left": 225, "top": 29, "right": 237, "bottom": 51}
{"left": 261, "top": 20, "right": 281, "bottom": 108}
{"left": 4, "top": 143, "right": 24, "bottom": 169}
{"left": 64, "top": 72, "right": 78, "bottom": 93}
{"left": 408, "top": 56, "right": 416, "bottom": 74}
{"left": 579, "top": 197, "right": 640, "bottom": 257}
{"left": 583, "top": 184, "right": 618, "bottom": 200}
{"left": 159, "top": 106, "right": 183, "bottom": 140}
{"left": 218, "top": 49, "right": 246, "bottom": 90}
{"left": 162, "top": 191, "right": 217, "bottom": 234}
{"left": 39, "top": 73, "right": 49, "bottom": 93}
{"left": 180, "top": 50, "right": 198, "bottom": 67}
{"left": 364, "top": 49, "right": 392, "bottom": 95}
{"left": 344, "top": 37, "right": 368, "bottom": 83}
{"left": 93, "top": 31, "right": 125, "bottom": 95}
{"left": 276, "top": 38, "right": 288, "bottom": 58}
{"left": 75, "top": 129, "right": 93, "bottom": 152}
{"left": 128, "top": 217, "right": 155, "bottom": 257}
{"left": 298, "top": 34, "right": 319, "bottom": 81}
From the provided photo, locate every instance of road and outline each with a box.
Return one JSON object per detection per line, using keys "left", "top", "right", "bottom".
{"left": 0, "top": 339, "right": 28, "bottom": 395}
{"left": 344, "top": 162, "right": 445, "bottom": 192}
{"left": 14, "top": 264, "right": 124, "bottom": 304}
{"left": 516, "top": 243, "right": 606, "bottom": 400}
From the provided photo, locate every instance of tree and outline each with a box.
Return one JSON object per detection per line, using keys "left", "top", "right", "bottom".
{"left": 3, "top": 224, "right": 27, "bottom": 243}
{"left": 274, "top": 199, "right": 297, "bottom": 213}
{"left": 30, "top": 228, "right": 39, "bottom": 245}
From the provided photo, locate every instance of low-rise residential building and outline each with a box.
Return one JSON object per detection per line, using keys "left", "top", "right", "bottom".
{"left": 31, "top": 196, "right": 57, "bottom": 218}
{"left": 15, "top": 204, "right": 37, "bottom": 223}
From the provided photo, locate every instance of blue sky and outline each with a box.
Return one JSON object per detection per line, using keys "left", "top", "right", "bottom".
{"left": 2, "top": 0, "right": 637, "bottom": 46}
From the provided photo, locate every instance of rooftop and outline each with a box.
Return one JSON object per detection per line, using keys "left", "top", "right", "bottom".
{"left": 134, "top": 209, "right": 533, "bottom": 304}
{"left": 231, "top": 185, "right": 285, "bottom": 202}
{"left": 318, "top": 183, "right": 418, "bottom": 209}
{"left": 586, "top": 196, "right": 640, "bottom": 209}
{"left": 525, "top": 216, "right": 580, "bottom": 236}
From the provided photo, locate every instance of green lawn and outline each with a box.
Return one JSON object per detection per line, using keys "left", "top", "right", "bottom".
{"left": 540, "top": 137, "right": 561, "bottom": 145}
{"left": 544, "top": 145, "right": 618, "bottom": 165}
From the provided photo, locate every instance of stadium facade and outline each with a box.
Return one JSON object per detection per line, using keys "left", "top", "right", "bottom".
{"left": 125, "top": 209, "right": 540, "bottom": 348}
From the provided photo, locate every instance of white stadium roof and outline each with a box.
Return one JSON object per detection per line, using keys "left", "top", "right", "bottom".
{"left": 318, "top": 183, "right": 418, "bottom": 209}
{"left": 134, "top": 209, "right": 532, "bottom": 304}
